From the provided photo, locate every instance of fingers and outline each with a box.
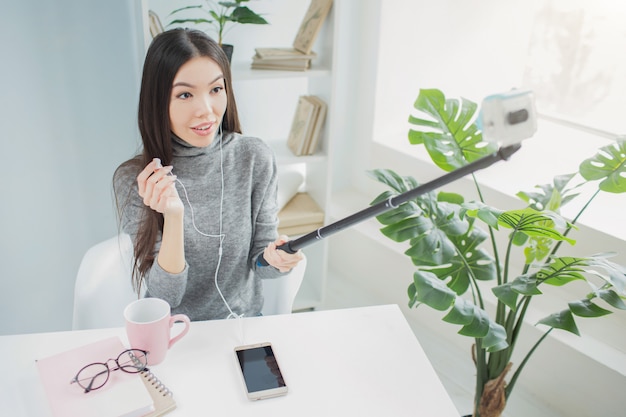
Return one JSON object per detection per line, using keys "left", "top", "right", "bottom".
{"left": 137, "top": 158, "right": 181, "bottom": 214}
{"left": 263, "top": 237, "right": 303, "bottom": 272}
{"left": 137, "top": 158, "right": 162, "bottom": 198}
{"left": 276, "top": 234, "right": 289, "bottom": 245}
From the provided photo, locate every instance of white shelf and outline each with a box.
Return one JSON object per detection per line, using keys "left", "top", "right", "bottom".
{"left": 232, "top": 67, "right": 332, "bottom": 81}
{"left": 146, "top": 0, "right": 340, "bottom": 311}
{"left": 267, "top": 138, "right": 328, "bottom": 164}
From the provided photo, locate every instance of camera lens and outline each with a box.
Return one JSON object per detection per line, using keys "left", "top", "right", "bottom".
{"left": 506, "top": 109, "right": 529, "bottom": 125}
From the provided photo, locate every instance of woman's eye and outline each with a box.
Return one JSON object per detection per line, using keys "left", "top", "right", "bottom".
{"left": 211, "top": 86, "right": 224, "bottom": 94}
{"left": 176, "top": 92, "right": 192, "bottom": 99}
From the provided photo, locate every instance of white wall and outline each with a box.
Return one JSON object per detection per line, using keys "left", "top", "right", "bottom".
{"left": 0, "top": 0, "right": 144, "bottom": 335}
{"left": 364, "top": 0, "right": 626, "bottom": 241}
{"left": 373, "top": 0, "right": 537, "bottom": 141}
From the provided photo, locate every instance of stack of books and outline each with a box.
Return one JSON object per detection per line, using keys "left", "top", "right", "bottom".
{"left": 286, "top": 95, "right": 328, "bottom": 156}
{"left": 251, "top": 0, "right": 334, "bottom": 72}
{"left": 278, "top": 192, "right": 325, "bottom": 236}
{"left": 251, "top": 47, "right": 317, "bottom": 71}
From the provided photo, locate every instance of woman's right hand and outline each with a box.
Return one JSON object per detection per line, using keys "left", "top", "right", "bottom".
{"left": 136, "top": 158, "right": 184, "bottom": 216}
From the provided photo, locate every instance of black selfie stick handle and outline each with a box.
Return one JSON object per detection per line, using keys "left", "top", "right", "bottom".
{"left": 257, "top": 144, "right": 521, "bottom": 266}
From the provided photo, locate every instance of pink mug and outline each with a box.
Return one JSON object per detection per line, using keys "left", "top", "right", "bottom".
{"left": 124, "top": 298, "right": 190, "bottom": 365}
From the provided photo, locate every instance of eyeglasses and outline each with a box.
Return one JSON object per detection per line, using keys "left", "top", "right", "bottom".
{"left": 71, "top": 349, "right": 149, "bottom": 393}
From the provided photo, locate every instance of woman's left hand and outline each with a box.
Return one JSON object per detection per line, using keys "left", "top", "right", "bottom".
{"left": 263, "top": 235, "right": 304, "bottom": 272}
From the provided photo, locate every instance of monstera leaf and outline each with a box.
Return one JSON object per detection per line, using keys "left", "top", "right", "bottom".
{"left": 579, "top": 139, "right": 626, "bottom": 193}
{"left": 408, "top": 270, "right": 508, "bottom": 352}
{"left": 424, "top": 223, "right": 497, "bottom": 295}
{"left": 408, "top": 89, "right": 497, "bottom": 172}
{"left": 368, "top": 169, "right": 470, "bottom": 267}
{"left": 516, "top": 173, "right": 580, "bottom": 212}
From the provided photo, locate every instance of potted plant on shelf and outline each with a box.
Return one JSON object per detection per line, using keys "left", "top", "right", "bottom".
{"left": 367, "top": 88, "right": 626, "bottom": 417}
{"left": 167, "top": 0, "right": 269, "bottom": 61}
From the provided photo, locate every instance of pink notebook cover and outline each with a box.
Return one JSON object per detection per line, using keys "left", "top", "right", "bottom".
{"left": 35, "top": 336, "right": 154, "bottom": 417}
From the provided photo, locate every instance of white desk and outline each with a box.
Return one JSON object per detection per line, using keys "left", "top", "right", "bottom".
{"left": 0, "top": 305, "right": 460, "bottom": 416}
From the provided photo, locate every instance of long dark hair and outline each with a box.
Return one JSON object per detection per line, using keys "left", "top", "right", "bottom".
{"left": 117, "top": 28, "right": 242, "bottom": 292}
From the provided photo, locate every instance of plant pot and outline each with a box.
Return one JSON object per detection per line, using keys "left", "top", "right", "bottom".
{"left": 221, "top": 44, "right": 233, "bottom": 63}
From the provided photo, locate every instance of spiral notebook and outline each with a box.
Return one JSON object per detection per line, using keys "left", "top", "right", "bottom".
{"left": 36, "top": 336, "right": 176, "bottom": 417}
{"left": 140, "top": 368, "right": 177, "bottom": 417}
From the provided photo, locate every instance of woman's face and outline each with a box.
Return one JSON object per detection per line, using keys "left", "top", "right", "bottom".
{"left": 169, "top": 56, "right": 228, "bottom": 147}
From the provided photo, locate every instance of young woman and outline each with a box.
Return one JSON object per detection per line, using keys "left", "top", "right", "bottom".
{"left": 114, "top": 28, "right": 303, "bottom": 321}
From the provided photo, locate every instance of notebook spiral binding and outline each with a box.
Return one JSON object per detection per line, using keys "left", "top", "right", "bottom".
{"left": 141, "top": 369, "right": 173, "bottom": 397}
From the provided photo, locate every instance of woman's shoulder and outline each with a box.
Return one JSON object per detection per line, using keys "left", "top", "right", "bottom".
{"left": 227, "top": 133, "right": 274, "bottom": 159}
{"left": 113, "top": 157, "right": 142, "bottom": 189}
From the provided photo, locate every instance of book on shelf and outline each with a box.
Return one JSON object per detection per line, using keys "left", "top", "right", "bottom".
{"left": 293, "top": 0, "right": 334, "bottom": 54}
{"left": 278, "top": 192, "right": 325, "bottom": 236}
{"left": 251, "top": 48, "right": 315, "bottom": 71}
{"left": 251, "top": 0, "right": 333, "bottom": 71}
{"left": 287, "top": 96, "right": 318, "bottom": 156}
{"left": 302, "top": 95, "right": 327, "bottom": 155}
{"left": 251, "top": 60, "right": 311, "bottom": 71}
{"left": 286, "top": 95, "right": 328, "bottom": 156}
{"left": 35, "top": 336, "right": 175, "bottom": 417}
{"left": 255, "top": 47, "right": 318, "bottom": 60}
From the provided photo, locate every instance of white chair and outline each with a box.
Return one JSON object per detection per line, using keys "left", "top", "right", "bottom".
{"left": 72, "top": 234, "right": 306, "bottom": 330}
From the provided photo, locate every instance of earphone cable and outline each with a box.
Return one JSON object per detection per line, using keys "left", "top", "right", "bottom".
{"left": 170, "top": 125, "right": 242, "bottom": 320}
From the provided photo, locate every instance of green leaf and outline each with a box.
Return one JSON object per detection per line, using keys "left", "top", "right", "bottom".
{"left": 482, "top": 321, "right": 510, "bottom": 353}
{"left": 367, "top": 169, "right": 417, "bottom": 194}
{"left": 438, "top": 191, "right": 464, "bottom": 205}
{"left": 408, "top": 89, "right": 497, "bottom": 172}
{"left": 168, "top": 18, "right": 213, "bottom": 26}
{"left": 381, "top": 216, "right": 435, "bottom": 243}
{"left": 424, "top": 225, "right": 497, "bottom": 295}
{"left": 505, "top": 205, "right": 573, "bottom": 265}
{"left": 511, "top": 231, "right": 529, "bottom": 246}
{"left": 376, "top": 202, "right": 422, "bottom": 227}
{"left": 403, "top": 226, "right": 458, "bottom": 267}
{"left": 408, "top": 282, "right": 418, "bottom": 308}
{"left": 461, "top": 201, "right": 503, "bottom": 229}
{"left": 537, "top": 257, "right": 587, "bottom": 286}
{"left": 516, "top": 173, "right": 577, "bottom": 212}
{"left": 168, "top": 5, "right": 204, "bottom": 16}
{"left": 521, "top": 235, "right": 551, "bottom": 264}
{"left": 412, "top": 272, "right": 508, "bottom": 351}
{"left": 442, "top": 297, "right": 475, "bottom": 325}
{"left": 230, "top": 6, "right": 269, "bottom": 24}
{"left": 402, "top": 202, "right": 470, "bottom": 267}
{"left": 498, "top": 208, "right": 576, "bottom": 247}
{"left": 585, "top": 255, "right": 626, "bottom": 293}
{"left": 568, "top": 299, "right": 612, "bottom": 318}
{"left": 509, "top": 274, "right": 542, "bottom": 296}
{"left": 579, "top": 138, "right": 626, "bottom": 193}
{"left": 458, "top": 307, "right": 490, "bottom": 338}
{"left": 539, "top": 255, "right": 626, "bottom": 292}
{"left": 412, "top": 271, "right": 456, "bottom": 311}
{"left": 596, "top": 289, "right": 626, "bottom": 310}
{"left": 492, "top": 283, "right": 520, "bottom": 311}
{"left": 537, "top": 309, "right": 580, "bottom": 336}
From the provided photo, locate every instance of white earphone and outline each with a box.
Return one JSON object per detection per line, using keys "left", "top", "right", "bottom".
{"left": 170, "top": 123, "right": 243, "bottom": 319}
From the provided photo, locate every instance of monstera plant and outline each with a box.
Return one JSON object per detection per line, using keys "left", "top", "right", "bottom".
{"left": 368, "top": 88, "right": 626, "bottom": 417}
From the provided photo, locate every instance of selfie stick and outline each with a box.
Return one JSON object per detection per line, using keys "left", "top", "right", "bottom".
{"left": 257, "top": 89, "right": 537, "bottom": 266}
{"left": 257, "top": 144, "right": 521, "bottom": 266}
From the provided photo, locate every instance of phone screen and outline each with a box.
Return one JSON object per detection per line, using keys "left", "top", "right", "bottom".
{"left": 235, "top": 344, "right": 287, "bottom": 398}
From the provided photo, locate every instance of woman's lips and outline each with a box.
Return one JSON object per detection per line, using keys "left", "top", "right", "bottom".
{"left": 192, "top": 122, "right": 213, "bottom": 136}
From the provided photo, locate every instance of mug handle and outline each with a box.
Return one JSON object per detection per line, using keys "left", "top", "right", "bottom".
{"left": 168, "top": 314, "right": 191, "bottom": 348}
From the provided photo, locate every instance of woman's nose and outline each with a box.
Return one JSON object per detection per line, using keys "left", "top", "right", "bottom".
{"left": 195, "top": 95, "right": 214, "bottom": 116}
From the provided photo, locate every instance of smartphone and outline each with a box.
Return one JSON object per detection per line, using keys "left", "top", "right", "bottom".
{"left": 234, "top": 342, "right": 288, "bottom": 400}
